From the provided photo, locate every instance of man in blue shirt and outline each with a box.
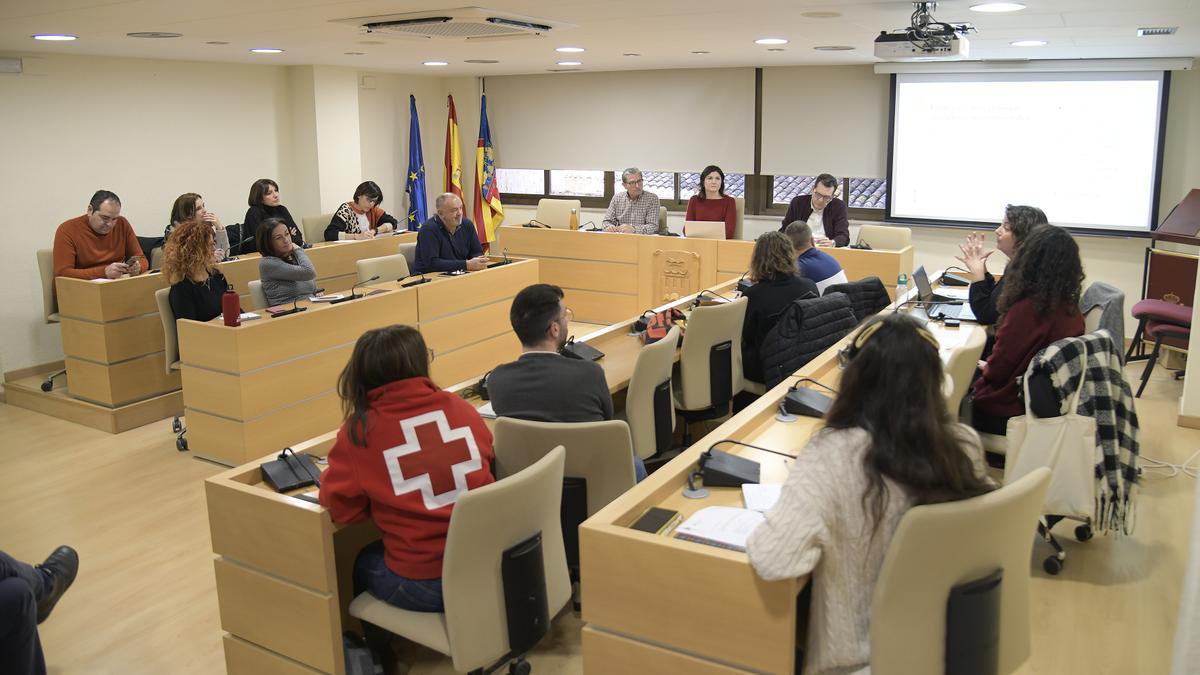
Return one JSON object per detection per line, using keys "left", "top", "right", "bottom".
{"left": 785, "top": 221, "right": 847, "bottom": 294}
{"left": 414, "top": 193, "right": 488, "bottom": 274}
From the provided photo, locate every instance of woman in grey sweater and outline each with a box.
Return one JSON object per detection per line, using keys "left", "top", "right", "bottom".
{"left": 256, "top": 217, "right": 317, "bottom": 306}
{"left": 747, "top": 314, "right": 993, "bottom": 675}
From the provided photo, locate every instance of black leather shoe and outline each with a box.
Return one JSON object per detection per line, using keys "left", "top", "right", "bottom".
{"left": 36, "top": 545, "right": 78, "bottom": 624}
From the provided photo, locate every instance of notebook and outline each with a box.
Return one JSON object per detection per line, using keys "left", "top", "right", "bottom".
{"left": 673, "top": 506, "right": 765, "bottom": 552}
{"left": 742, "top": 483, "right": 783, "bottom": 512}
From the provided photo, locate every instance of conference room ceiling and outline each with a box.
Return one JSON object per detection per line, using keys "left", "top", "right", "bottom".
{"left": 3, "top": 0, "right": 1198, "bottom": 75}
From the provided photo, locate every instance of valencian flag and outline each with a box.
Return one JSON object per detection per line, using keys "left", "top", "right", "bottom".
{"left": 405, "top": 94, "right": 428, "bottom": 230}
{"left": 444, "top": 95, "right": 464, "bottom": 203}
{"left": 472, "top": 94, "right": 504, "bottom": 245}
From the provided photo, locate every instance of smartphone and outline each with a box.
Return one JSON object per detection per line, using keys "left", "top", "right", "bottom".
{"left": 630, "top": 507, "right": 682, "bottom": 535}
{"left": 944, "top": 318, "right": 961, "bottom": 328}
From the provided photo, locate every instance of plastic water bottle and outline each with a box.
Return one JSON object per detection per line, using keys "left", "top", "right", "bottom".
{"left": 896, "top": 273, "right": 909, "bottom": 304}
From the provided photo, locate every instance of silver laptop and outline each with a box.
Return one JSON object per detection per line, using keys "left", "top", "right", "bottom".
{"left": 912, "top": 266, "right": 976, "bottom": 321}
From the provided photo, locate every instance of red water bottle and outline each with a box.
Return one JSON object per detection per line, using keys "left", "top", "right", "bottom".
{"left": 222, "top": 287, "right": 241, "bottom": 327}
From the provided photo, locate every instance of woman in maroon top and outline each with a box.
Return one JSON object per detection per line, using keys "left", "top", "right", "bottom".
{"left": 684, "top": 165, "right": 738, "bottom": 239}
{"left": 971, "top": 224, "right": 1085, "bottom": 436}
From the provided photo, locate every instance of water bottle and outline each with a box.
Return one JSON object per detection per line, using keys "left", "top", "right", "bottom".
{"left": 896, "top": 273, "right": 910, "bottom": 304}
{"left": 569, "top": 208, "right": 579, "bottom": 230}
{"left": 222, "top": 287, "right": 241, "bottom": 327}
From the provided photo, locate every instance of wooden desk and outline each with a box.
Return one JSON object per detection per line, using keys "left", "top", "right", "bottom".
{"left": 205, "top": 436, "right": 377, "bottom": 675}
{"left": 180, "top": 259, "right": 538, "bottom": 466}
{"left": 496, "top": 226, "right": 913, "bottom": 324}
{"left": 204, "top": 277, "right": 740, "bottom": 675}
{"left": 578, "top": 316, "right": 968, "bottom": 674}
{"left": 48, "top": 234, "right": 417, "bottom": 432}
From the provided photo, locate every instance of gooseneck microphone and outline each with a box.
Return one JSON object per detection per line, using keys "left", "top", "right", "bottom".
{"left": 400, "top": 273, "right": 431, "bottom": 288}
{"left": 271, "top": 295, "right": 308, "bottom": 318}
{"left": 330, "top": 275, "right": 380, "bottom": 304}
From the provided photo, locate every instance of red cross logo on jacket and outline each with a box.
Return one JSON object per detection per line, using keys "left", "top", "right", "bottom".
{"left": 382, "top": 410, "right": 483, "bottom": 510}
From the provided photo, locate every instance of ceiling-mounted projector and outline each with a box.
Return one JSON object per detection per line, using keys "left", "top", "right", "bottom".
{"left": 875, "top": 1, "right": 973, "bottom": 61}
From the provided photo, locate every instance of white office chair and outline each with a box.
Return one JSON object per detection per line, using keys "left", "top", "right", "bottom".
{"left": 35, "top": 249, "right": 67, "bottom": 392}
{"left": 944, "top": 326, "right": 987, "bottom": 418}
{"left": 356, "top": 253, "right": 408, "bottom": 284}
{"left": 625, "top": 326, "right": 681, "bottom": 462}
{"left": 534, "top": 198, "right": 582, "bottom": 229}
{"left": 350, "top": 447, "right": 571, "bottom": 674}
{"left": 674, "top": 298, "right": 748, "bottom": 444}
{"left": 247, "top": 280, "right": 268, "bottom": 310}
{"left": 732, "top": 196, "right": 745, "bottom": 240}
{"left": 301, "top": 212, "right": 333, "bottom": 244}
{"left": 871, "top": 468, "right": 1050, "bottom": 675}
{"left": 153, "top": 288, "right": 188, "bottom": 451}
{"left": 398, "top": 242, "right": 418, "bottom": 275}
{"left": 857, "top": 224, "right": 912, "bottom": 250}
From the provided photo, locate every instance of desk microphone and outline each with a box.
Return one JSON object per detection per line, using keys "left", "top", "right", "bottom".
{"left": 400, "top": 274, "right": 431, "bottom": 288}
{"left": 330, "top": 275, "right": 379, "bottom": 304}
{"left": 489, "top": 248, "right": 513, "bottom": 267}
{"left": 271, "top": 295, "right": 308, "bottom": 318}
{"left": 524, "top": 220, "right": 551, "bottom": 229}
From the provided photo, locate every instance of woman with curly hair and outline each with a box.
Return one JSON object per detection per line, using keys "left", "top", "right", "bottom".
{"left": 955, "top": 204, "right": 1048, "bottom": 325}
{"left": 970, "top": 224, "right": 1084, "bottom": 436}
{"left": 741, "top": 231, "right": 818, "bottom": 384}
{"left": 164, "top": 219, "right": 232, "bottom": 322}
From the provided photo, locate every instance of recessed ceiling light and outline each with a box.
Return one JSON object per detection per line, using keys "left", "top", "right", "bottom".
{"left": 768, "top": 48, "right": 786, "bottom": 52}
{"left": 691, "top": 50, "right": 710, "bottom": 55}
{"left": 623, "top": 53, "right": 640, "bottom": 57}
{"left": 205, "top": 41, "right": 230, "bottom": 45}
{"left": 970, "top": 2, "right": 1026, "bottom": 12}
{"left": 423, "top": 60, "right": 449, "bottom": 66}
{"left": 555, "top": 46, "right": 585, "bottom": 53}
{"left": 465, "top": 59, "right": 499, "bottom": 64}
{"left": 1010, "top": 39, "right": 1046, "bottom": 47}
{"left": 814, "top": 45, "right": 855, "bottom": 51}
{"left": 127, "top": 32, "right": 182, "bottom": 38}
{"left": 32, "top": 34, "right": 77, "bottom": 41}
{"left": 801, "top": 11, "right": 841, "bottom": 19}
{"left": 250, "top": 48, "right": 283, "bottom": 54}
{"left": 344, "top": 51, "right": 365, "bottom": 56}
{"left": 755, "top": 38, "right": 788, "bottom": 46}
{"left": 557, "top": 60, "right": 582, "bottom": 66}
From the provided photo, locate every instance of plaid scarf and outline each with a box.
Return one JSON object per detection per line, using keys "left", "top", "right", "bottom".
{"left": 1026, "top": 330, "right": 1139, "bottom": 534}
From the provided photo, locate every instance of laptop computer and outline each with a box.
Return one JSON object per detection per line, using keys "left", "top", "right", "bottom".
{"left": 912, "top": 266, "right": 976, "bottom": 321}
{"left": 683, "top": 221, "right": 726, "bottom": 239}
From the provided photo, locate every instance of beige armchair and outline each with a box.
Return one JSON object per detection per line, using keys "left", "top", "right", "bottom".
{"left": 857, "top": 224, "right": 912, "bottom": 250}
{"left": 153, "top": 288, "right": 187, "bottom": 451}
{"left": 871, "top": 468, "right": 1050, "bottom": 675}
{"left": 534, "top": 198, "right": 582, "bottom": 229}
{"left": 674, "top": 298, "right": 748, "bottom": 444}
{"left": 301, "top": 212, "right": 334, "bottom": 244}
{"left": 625, "top": 326, "right": 681, "bottom": 461}
{"left": 356, "top": 253, "right": 409, "bottom": 284}
{"left": 350, "top": 447, "right": 571, "bottom": 674}
{"left": 35, "top": 249, "right": 66, "bottom": 392}
{"left": 943, "top": 326, "right": 987, "bottom": 418}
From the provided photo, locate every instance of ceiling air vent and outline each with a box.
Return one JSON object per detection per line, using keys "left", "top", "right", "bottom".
{"left": 335, "top": 7, "right": 572, "bottom": 41}
{"left": 1136, "top": 27, "right": 1177, "bottom": 37}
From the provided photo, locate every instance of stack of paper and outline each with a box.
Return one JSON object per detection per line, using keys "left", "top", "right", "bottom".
{"left": 673, "top": 506, "right": 765, "bottom": 552}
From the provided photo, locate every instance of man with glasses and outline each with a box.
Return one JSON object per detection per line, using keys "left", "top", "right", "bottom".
{"left": 779, "top": 173, "right": 850, "bottom": 248}
{"left": 601, "top": 167, "right": 661, "bottom": 235}
{"left": 487, "top": 283, "right": 647, "bottom": 480}
{"left": 53, "top": 190, "right": 148, "bottom": 279}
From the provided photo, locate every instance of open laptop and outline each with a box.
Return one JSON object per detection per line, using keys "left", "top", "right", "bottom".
{"left": 912, "top": 266, "right": 976, "bottom": 321}
{"left": 683, "top": 221, "right": 726, "bottom": 239}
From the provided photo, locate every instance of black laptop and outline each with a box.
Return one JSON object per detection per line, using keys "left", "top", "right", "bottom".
{"left": 912, "top": 266, "right": 976, "bottom": 321}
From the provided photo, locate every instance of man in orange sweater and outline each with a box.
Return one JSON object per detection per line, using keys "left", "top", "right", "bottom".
{"left": 53, "top": 191, "right": 147, "bottom": 280}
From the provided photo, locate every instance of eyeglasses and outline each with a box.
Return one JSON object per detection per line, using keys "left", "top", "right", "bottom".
{"left": 811, "top": 191, "right": 834, "bottom": 203}
{"left": 624, "top": 179, "right": 644, "bottom": 186}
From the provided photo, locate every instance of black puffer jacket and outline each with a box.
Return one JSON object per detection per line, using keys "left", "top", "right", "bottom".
{"left": 822, "top": 276, "right": 890, "bottom": 324}
{"left": 759, "top": 292, "right": 858, "bottom": 389}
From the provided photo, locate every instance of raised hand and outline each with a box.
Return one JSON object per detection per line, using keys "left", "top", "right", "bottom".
{"left": 955, "top": 232, "right": 993, "bottom": 282}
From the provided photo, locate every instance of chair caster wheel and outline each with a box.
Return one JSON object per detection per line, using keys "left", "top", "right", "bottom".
{"left": 40, "top": 381, "right": 53, "bottom": 392}
{"left": 1043, "top": 556, "right": 1063, "bottom": 575}
{"left": 172, "top": 418, "right": 183, "bottom": 433}
{"left": 176, "top": 437, "right": 189, "bottom": 452}
{"left": 509, "top": 659, "right": 531, "bottom": 675}
{"left": 1075, "top": 525, "right": 1093, "bottom": 542}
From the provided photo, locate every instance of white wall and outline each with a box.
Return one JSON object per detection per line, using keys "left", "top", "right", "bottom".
{"left": 0, "top": 53, "right": 292, "bottom": 373}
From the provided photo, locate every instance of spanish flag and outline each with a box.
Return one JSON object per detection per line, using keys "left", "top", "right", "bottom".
{"left": 444, "top": 95, "right": 463, "bottom": 203}
{"left": 472, "top": 94, "right": 503, "bottom": 245}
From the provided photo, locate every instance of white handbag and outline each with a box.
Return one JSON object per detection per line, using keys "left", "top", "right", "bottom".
{"left": 1003, "top": 354, "right": 1097, "bottom": 520}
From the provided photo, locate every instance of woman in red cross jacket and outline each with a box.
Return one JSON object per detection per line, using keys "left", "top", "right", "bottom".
{"left": 320, "top": 325, "right": 495, "bottom": 613}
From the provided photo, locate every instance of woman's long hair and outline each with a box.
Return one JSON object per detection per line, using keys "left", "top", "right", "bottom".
{"left": 749, "top": 231, "right": 798, "bottom": 282}
{"left": 255, "top": 218, "right": 290, "bottom": 260}
{"left": 169, "top": 192, "right": 202, "bottom": 226}
{"left": 161, "top": 219, "right": 215, "bottom": 285}
{"left": 997, "top": 224, "right": 1084, "bottom": 316}
{"left": 696, "top": 165, "right": 725, "bottom": 199}
{"left": 824, "top": 314, "right": 993, "bottom": 533}
{"left": 337, "top": 325, "right": 431, "bottom": 447}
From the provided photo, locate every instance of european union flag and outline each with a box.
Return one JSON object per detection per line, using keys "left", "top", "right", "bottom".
{"left": 405, "top": 94, "right": 428, "bottom": 230}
